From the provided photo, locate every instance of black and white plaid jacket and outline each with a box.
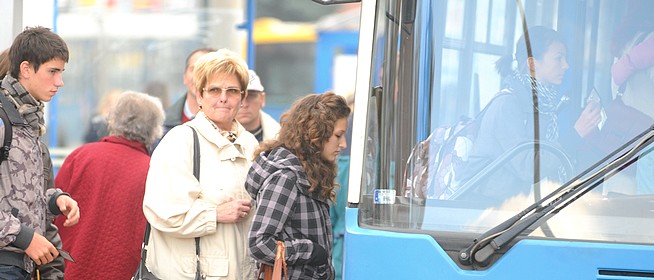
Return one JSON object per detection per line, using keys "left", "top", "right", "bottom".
{"left": 246, "top": 147, "right": 334, "bottom": 280}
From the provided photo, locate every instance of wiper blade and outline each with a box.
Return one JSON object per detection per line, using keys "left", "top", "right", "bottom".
{"left": 459, "top": 125, "right": 654, "bottom": 266}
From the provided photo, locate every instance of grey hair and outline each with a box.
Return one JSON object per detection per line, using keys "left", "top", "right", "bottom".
{"left": 107, "top": 91, "right": 165, "bottom": 146}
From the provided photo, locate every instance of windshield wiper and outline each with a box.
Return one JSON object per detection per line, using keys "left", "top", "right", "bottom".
{"left": 458, "top": 125, "right": 654, "bottom": 267}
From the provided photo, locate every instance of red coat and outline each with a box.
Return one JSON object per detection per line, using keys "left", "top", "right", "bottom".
{"left": 54, "top": 136, "right": 150, "bottom": 280}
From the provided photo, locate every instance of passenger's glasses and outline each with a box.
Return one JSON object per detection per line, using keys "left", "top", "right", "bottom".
{"left": 203, "top": 87, "right": 243, "bottom": 97}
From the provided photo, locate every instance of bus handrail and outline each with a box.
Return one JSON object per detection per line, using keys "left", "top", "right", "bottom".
{"left": 448, "top": 141, "right": 574, "bottom": 200}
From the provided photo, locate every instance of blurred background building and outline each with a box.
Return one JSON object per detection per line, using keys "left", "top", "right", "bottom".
{"left": 0, "top": 0, "right": 359, "bottom": 154}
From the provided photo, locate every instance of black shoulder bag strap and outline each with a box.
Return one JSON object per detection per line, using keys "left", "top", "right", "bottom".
{"left": 138, "top": 125, "right": 203, "bottom": 279}
{"left": 190, "top": 126, "right": 204, "bottom": 280}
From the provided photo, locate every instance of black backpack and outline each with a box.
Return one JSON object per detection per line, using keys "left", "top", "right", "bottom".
{"left": 0, "top": 88, "right": 25, "bottom": 163}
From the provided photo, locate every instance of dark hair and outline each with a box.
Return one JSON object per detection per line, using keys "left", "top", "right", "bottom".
{"left": 495, "top": 26, "right": 565, "bottom": 77}
{"left": 185, "top": 47, "right": 217, "bottom": 70}
{"left": 256, "top": 92, "right": 351, "bottom": 201}
{"left": 9, "top": 26, "right": 69, "bottom": 79}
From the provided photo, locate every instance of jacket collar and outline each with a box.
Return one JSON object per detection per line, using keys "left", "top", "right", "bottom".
{"left": 100, "top": 136, "right": 149, "bottom": 155}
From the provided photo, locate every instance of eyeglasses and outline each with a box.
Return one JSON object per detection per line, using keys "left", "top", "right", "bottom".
{"left": 203, "top": 87, "right": 243, "bottom": 97}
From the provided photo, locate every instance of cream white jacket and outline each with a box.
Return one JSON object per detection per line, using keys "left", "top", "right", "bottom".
{"left": 260, "top": 110, "right": 280, "bottom": 141}
{"left": 143, "top": 112, "right": 258, "bottom": 280}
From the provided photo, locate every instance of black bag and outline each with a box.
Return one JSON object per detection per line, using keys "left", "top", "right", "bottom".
{"left": 131, "top": 223, "right": 160, "bottom": 280}
{"left": 132, "top": 126, "right": 204, "bottom": 280}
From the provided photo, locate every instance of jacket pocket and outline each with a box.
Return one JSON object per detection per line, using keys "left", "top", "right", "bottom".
{"left": 180, "top": 253, "right": 198, "bottom": 275}
{"left": 200, "top": 255, "right": 229, "bottom": 277}
{"left": 303, "top": 263, "right": 330, "bottom": 280}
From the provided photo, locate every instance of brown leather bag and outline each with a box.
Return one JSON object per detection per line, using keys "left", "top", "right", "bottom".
{"left": 257, "top": 241, "right": 288, "bottom": 280}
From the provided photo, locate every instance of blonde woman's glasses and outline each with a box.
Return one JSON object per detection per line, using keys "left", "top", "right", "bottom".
{"left": 203, "top": 87, "right": 243, "bottom": 97}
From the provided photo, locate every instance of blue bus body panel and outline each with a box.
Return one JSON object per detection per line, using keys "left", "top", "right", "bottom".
{"left": 344, "top": 208, "right": 654, "bottom": 280}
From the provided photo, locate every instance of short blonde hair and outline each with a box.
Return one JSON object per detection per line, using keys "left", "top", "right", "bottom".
{"left": 193, "top": 49, "right": 250, "bottom": 99}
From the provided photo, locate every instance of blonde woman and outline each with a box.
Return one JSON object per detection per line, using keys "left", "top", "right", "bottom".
{"left": 143, "top": 49, "right": 258, "bottom": 279}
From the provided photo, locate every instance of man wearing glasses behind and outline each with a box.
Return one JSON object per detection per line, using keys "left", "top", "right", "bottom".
{"left": 236, "top": 70, "right": 280, "bottom": 142}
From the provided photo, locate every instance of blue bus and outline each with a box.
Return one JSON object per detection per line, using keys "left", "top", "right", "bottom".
{"left": 317, "top": 0, "right": 654, "bottom": 278}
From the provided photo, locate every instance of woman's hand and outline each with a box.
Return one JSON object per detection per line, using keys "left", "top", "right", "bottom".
{"left": 216, "top": 197, "right": 252, "bottom": 223}
{"left": 575, "top": 100, "right": 602, "bottom": 138}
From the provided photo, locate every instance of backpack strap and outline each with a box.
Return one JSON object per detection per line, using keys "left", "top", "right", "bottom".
{"left": 0, "top": 88, "right": 26, "bottom": 125}
{"left": 441, "top": 89, "right": 513, "bottom": 144}
{"left": 0, "top": 105, "right": 11, "bottom": 162}
{"left": 0, "top": 88, "right": 27, "bottom": 163}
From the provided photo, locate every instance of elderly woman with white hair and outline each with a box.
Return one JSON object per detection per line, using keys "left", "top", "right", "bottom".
{"left": 54, "top": 91, "right": 165, "bottom": 279}
{"left": 143, "top": 49, "right": 259, "bottom": 280}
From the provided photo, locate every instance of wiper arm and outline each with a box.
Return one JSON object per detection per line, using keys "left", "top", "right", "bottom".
{"left": 459, "top": 125, "right": 654, "bottom": 266}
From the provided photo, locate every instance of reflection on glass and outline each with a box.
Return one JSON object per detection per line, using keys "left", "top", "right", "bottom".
{"left": 359, "top": 0, "right": 654, "bottom": 247}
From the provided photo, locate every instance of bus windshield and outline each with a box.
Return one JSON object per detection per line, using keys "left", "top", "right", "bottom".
{"left": 357, "top": 0, "right": 654, "bottom": 248}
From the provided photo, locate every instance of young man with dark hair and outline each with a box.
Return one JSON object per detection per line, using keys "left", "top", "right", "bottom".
{"left": 0, "top": 26, "right": 80, "bottom": 280}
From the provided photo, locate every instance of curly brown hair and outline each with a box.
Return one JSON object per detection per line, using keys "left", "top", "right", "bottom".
{"left": 256, "top": 92, "right": 351, "bottom": 201}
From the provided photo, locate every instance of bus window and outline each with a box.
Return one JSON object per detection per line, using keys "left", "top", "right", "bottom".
{"left": 355, "top": 0, "right": 654, "bottom": 263}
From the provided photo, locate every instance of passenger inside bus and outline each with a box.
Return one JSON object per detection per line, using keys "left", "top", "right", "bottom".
{"left": 463, "top": 26, "right": 604, "bottom": 204}
{"left": 405, "top": 26, "right": 604, "bottom": 206}
{"left": 606, "top": 0, "right": 654, "bottom": 194}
